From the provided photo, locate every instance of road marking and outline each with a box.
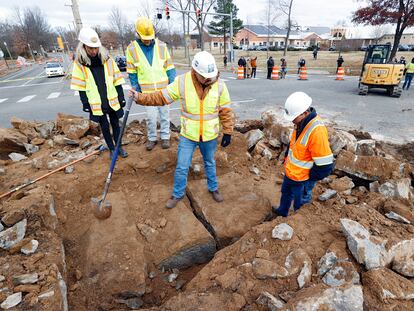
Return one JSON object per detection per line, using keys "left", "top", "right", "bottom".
{"left": 228, "top": 77, "right": 237, "bottom": 79}
{"left": 129, "top": 107, "right": 181, "bottom": 117}
{"left": 233, "top": 98, "right": 256, "bottom": 104}
{"left": 0, "top": 98, "right": 8, "bottom": 103}
{"left": 0, "top": 81, "right": 61, "bottom": 90}
{"left": 21, "top": 70, "right": 45, "bottom": 86}
{"left": 17, "top": 95, "right": 36, "bottom": 103}
{"left": 220, "top": 78, "right": 228, "bottom": 82}
{"left": 122, "top": 85, "right": 132, "bottom": 90}
{"left": 74, "top": 91, "right": 79, "bottom": 96}
{"left": 47, "top": 92, "right": 61, "bottom": 99}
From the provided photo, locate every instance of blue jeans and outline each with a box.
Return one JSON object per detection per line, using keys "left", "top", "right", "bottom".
{"left": 275, "top": 176, "right": 317, "bottom": 217}
{"left": 146, "top": 106, "right": 170, "bottom": 141}
{"left": 172, "top": 136, "right": 218, "bottom": 199}
{"left": 403, "top": 73, "right": 413, "bottom": 90}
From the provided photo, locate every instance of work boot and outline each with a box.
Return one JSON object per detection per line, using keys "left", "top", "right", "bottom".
{"left": 146, "top": 140, "right": 157, "bottom": 151}
{"left": 210, "top": 190, "right": 224, "bottom": 202}
{"left": 161, "top": 139, "right": 170, "bottom": 149}
{"left": 166, "top": 196, "right": 181, "bottom": 209}
{"left": 119, "top": 147, "right": 128, "bottom": 158}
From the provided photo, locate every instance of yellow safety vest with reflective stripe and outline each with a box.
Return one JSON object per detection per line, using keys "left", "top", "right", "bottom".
{"left": 161, "top": 72, "right": 231, "bottom": 142}
{"left": 70, "top": 58, "right": 125, "bottom": 116}
{"left": 406, "top": 62, "right": 414, "bottom": 74}
{"left": 285, "top": 116, "right": 333, "bottom": 181}
{"left": 126, "top": 39, "right": 174, "bottom": 93}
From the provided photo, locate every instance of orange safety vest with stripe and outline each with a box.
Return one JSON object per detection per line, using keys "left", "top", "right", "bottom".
{"left": 160, "top": 72, "right": 231, "bottom": 142}
{"left": 285, "top": 116, "right": 333, "bottom": 181}
{"left": 70, "top": 58, "right": 125, "bottom": 116}
{"left": 126, "top": 39, "right": 175, "bottom": 93}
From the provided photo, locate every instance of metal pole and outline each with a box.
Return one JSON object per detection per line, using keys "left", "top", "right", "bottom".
{"left": 28, "top": 43, "right": 35, "bottom": 62}
{"left": 4, "top": 42, "right": 12, "bottom": 60}
{"left": 230, "top": 11, "right": 234, "bottom": 64}
{"left": 71, "top": 0, "right": 83, "bottom": 34}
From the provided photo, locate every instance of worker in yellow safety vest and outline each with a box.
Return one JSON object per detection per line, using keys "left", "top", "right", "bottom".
{"left": 129, "top": 51, "right": 234, "bottom": 209}
{"left": 402, "top": 57, "right": 414, "bottom": 90}
{"left": 71, "top": 27, "right": 128, "bottom": 159}
{"left": 273, "top": 92, "right": 334, "bottom": 217}
{"left": 126, "top": 17, "right": 176, "bottom": 151}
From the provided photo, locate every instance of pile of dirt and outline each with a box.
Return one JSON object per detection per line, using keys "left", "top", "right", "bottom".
{"left": 0, "top": 111, "right": 413, "bottom": 310}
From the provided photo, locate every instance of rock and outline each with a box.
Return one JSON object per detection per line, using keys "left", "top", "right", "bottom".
{"left": 56, "top": 113, "right": 90, "bottom": 140}
{"left": 64, "top": 165, "right": 75, "bottom": 174}
{"left": 345, "top": 196, "right": 358, "bottom": 204}
{"left": 297, "top": 260, "right": 312, "bottom": 289}
{"left": 47, "top": 151, "right": 86, "bottom": 170}
{"left": 0, "top": 223, "right": 3, "bottom": 232}
{"left": 192, "top": 164, "right": 202, "bottom": 174}
{"left": 252, "top": 258, "right": 289, "bottom": 279}
{"left": 317, "top": 251, "right": 338, "bottom": 276}
{"left": 35, "top": 121, "right": 55, "bottom": 139}
{"left": 318, "top": 189, "right": 337, "bottom": 201}
{"left": 155, "top": 163, "right": 168, "bottom": 174}
{"left": 0, "top": 128, "right": 28, "bottom": 155}
{"left": 14, "top": 285, "right": 40, "bottom": 293}
{"left": 80, "top": 140, "right": 92, "bottom": 149}
{"left": 38, "top": 290, "right": 55, "bottom": 300}
{"left": 383, "top": 199, "right": 414, "bottom": 224}
{"left": 284, "top": 284, "right": 363, "bottom": 311}
{"left": 369, "top": 181, "right": 380, "bottom": 192}
{"left": 1, "top": 209, "right": 25, "bottom": 226}
{"left": 340, "top": 218, "right": 389, "bottom": 270}
{"left": 363, "top": 268, "right": 414, "bottom": 302}
{"left": 234, "top": 120, "right": 263, "bottom": 134}
{"left": 378, "top": 179, "right": 411, "bottom": 199}
{"left": 0, "top": 219, "right": 27, "bottom": 250}
{"left": 262, "top": 148, "right": 273, "bottom": 160}
{"left": 53, "top": 135, "right": 79, "bottom": 146}
{"left": 137, "top": 223, "right": 158, "bottom": 243}
{"left": 392, "top": 254, "right": 414, "bottom": 277}
{"left": 31, "top": 157, "right": 44, "bottom": 169}
{"left": 10, "top": 117, "right": 38, "bottom": 140}
{"left": 330, "top": 176, "right": 355, "bottom": 192}
{"left": 328, "top": 129, "right": 357, "bottom": 155}
{"left": 268, "top": 138, "right": 281, "bottom": 148}
{"left": 272, "top": 223, "right": 293, "bottom": 240}
{"left": 245, "top": 129, "right": 264, "bottom": 149}
{"left": 335, "top": 150, "right": 404, "bottom": 181}
{"left": 0, "top": 166, "right": 5, "bottom": 175}
{"left": 23, "top": 143, "right": 39, "bottom": 154}
{"left": 356, "top": 139, "right": 376, "bottom": 156}
{"left": 256, "top": 249, "right": 270, "bottom": 259}
{"left": 322, "top": 261, "right": 360, "bottom": 287}
{"left": 117, "top": 297, "right": 144, "bottom": 309}
{"left": 30, "top": 138, "right": 45, "bottom": 145}
{"left": 167, "top": 273, "right": 178, "bottom": 283}
{"left": 249, "top": 165, "right": 260, "bottom": 176}
{"left": 131, "top": 129, "right": 144, "bottom": 136}
{"left": 261, "top": 110, "right": 293, "bottom": 145}
{"left": 21, "top": 239, "right": 39, "bottom": 255}
{"left": 8, "top": 152, "right": 27, "bottom": 162}
{"left": 385, "top": 211, "right": 411, "bottom": 224}
{"left": 0, "top": 292, "right": 22, "bottom": 309}
{"left": 285, "top": 248, "right": 311, "bottom": 275}
{"left": 12, "top": 273, "right": 38, "bottom": 285}
{"left": 256, "top": 291, "right": 285, "bottom": 310}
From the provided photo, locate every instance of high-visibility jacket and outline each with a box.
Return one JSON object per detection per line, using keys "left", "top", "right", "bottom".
{"left": 161, "top": 72, "right": 231, "bottom": 142}
{"left": 406, "top": 62, "right": 414, "bottom": 74}
{"left": 70, "top": 58, "right": 124, "bottom": 116}
{"left": 126, "top": 39, "right": 174, "bottom": 93}
{"left": 285, "top": 116, "right": 333, "bottom": 181}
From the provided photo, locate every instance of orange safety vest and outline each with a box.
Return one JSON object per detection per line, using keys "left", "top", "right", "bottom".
{"left": 285, "top": 116, "right": 333, "bottom": 181}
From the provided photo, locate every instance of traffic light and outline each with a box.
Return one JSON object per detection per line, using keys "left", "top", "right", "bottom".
{"left": 196, "top": 9, "right": 201, "bottom": 22}
{"left": 157, "top": 13, "right": 162, "bottom": 19}
{"left": 57, "top": 36, "right": 64, "bottom": 50}
{"left": 165, "top": 6, "right": 170, "bottom": 19}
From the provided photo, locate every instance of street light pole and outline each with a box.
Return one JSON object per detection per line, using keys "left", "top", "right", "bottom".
{"left": 4, "top": 42, "right": 13, "bottom": 61}
{"left": 27, "top": 43, "right": 35, "bottom": 62}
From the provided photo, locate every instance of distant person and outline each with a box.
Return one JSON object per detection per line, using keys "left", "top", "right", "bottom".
{"left": 336, "top": 55, "right": 344, "bottom": 72}
{"left": 399, "top": 56, "right": 406, "bottom": 65}
{"left": 223, "top": 55, "right": 228, "bottom": 68}
{"left": 267, "top": 56, "right": 274, "bottom": 79}
{"left": 298, "top": 58, "right": 306, "bottom": 74}
{"left": 246, "top": 57, "right": 252, "bottom": 78}
{"left": 402, "top": 57, "right": 414, "bottom": 90}
{"left": 280, "top": 58, "right": 287, "bottom": 78}
{"left": 251, "top": 56, "right": 257, "bottom": 78}
{"left": 312, "top": 48, "right": 318, "bottom": 60}
{"left": 238, "top": 56, "right": 247, "bottom": 78}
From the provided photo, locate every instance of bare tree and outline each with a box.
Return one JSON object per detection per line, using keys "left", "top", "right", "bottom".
{"left": 109, "top": 6, "right": 128, "bottom": 55}
{"left": 275, "top": 0, "right": 296, "bottom": 56}
{"left": 371, "top": 25, "right": 392, "bottom": 44}
{"left": 137, "top": 0, "right": 163, "bottom": 34}
{"left": 189, "top": 0, "right": 216, "bottom": 51}
{"left": 166, "top": 0, "right": 191, "bottom": 61}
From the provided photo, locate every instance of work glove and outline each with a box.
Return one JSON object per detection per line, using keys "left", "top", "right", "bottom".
{"left": 82, "top": 103, "right": 91, "bottom": 113}
{"left": 120, "top": 99, "right": 126, "bottom": 108}
{"left": 221, "top": 134, "right": 231, "bottom": 148}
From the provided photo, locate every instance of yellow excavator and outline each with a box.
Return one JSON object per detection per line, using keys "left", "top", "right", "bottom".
{"left": 358, "top": 44, "right": 405, "bottom": 97}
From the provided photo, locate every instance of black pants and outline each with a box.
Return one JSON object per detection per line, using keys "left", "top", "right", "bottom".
{"left": 252, "top": 67, "right": 257, "bottom": 78}
{"left": 267, "top": 68, "right": 272, "bottom": 79}
{"left": 99, "top": 109, "right": 120, "bottom": 150}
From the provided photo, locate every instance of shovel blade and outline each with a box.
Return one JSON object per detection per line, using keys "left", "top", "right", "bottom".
{"left": 91, "top": 197, "right": 112, "bottom": 220}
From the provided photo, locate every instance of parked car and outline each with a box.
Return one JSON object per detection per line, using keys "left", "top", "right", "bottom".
{"left": 409, "top": 44, "right": 414, "bottom": 51}
{"left": 45, "top": 62, "right": 65, "bottom": 77}
{"left": 398, "top": 44, "right": 410, "bottom": 51}
{"left": 360, "top": 45, "right": 368, "bottom": 51}
{"left": 256, "top": 46, "right": 268, "bottom": 51}
{"left": 328, "top": 46, "right": 336, "bottom": 51}
{"left": 115, "top": 55, "right": 126, "bottom": 71}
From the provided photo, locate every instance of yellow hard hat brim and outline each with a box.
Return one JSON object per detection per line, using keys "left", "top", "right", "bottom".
{"left": 138, "top": 33, "right": 155, "bottom": 40}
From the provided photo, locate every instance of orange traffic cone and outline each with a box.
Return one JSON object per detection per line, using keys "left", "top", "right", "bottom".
{"left": 335, "top": 67, "right": 345, "bottom": 80}
{"left": 298, "top": 66, "right": 308, "bottom": 80}
{"left": 237, "top": 66, "right": 244, "bottom": 79}
{"left": 271, "top": 66, "right": 280, "bottom": 80}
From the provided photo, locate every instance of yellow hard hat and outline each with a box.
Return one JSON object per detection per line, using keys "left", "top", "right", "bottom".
{"left": 135, "top": 17, "right": 155, "bottom": 40}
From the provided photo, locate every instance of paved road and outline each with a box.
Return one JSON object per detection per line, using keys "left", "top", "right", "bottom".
{"left": 0, "top": 59, "right": 413, "bottom": 143}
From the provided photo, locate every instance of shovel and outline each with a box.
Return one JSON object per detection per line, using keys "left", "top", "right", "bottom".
{"left": 91, "top": 96, "right": 134, "bottom": 220}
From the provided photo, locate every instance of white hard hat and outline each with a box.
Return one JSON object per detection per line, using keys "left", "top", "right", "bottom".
{"left": 78, "top": 27, "right": 101, "bottom": 48}
{"left": 192, "top": 51, "right": 218, "bottom": 79}
{"left": 283, "top": 92, "right": 312, "bottom": 121}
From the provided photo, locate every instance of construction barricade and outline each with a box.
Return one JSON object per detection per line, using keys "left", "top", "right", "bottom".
{"left": 335, "top": 67, "right": 345, "bottom": 80}
{"left": 298, "top": 66, "right": 308, "bottom": 80}
{"left": 271, "top": 66, "right": 279, "bottom": 80}
{"left": 237, "top": 66, "right": 244, "bottom": 79}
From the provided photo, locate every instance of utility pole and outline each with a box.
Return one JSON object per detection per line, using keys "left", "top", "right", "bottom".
{"left": 28, "top": 43, "right": 35, "bottom": 62}
{"left": 3, "top": 42, "right": 12, "bottom": 61}
{"left": 65, "top": 0, "right": 83, "bottom": 34}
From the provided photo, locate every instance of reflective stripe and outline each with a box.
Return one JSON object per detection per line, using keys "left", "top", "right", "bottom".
{"left": 313, "top": 154, "right": 334, "bottom": 165}
{"left": 162, "top": 88, "right": 174, "bottom": 103}
{"left": 300, "top": 120, "right": 323, "bottom": 145}
{"left": 72, "top": 76, "right": 85, "bottom": 83}
{"left": 182, "top": 111, "right": 219, "bottom": 121}
{"left": 70, "top": 81, "right": 86, "bottom": 89}
{"left": 288, "top": 150, "right": 313, "bottom": 169}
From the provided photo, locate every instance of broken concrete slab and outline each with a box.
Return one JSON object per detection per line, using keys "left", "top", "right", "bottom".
{"left": 0, "top": 292, "right": 22, "bottom": 309}
{"left": 245, "top": 129, "right": 264, "bottom": 150}
{"left": 272, "top": 223, "right": 294, "bottom": 241}
{"left": 8, "top": 152, "right": 28, "bottom": 162}
{"left": 56, "top": 113, "right": 90, "bottom": 140}
{"left": 378, "top": 179, "right": 411, "bottom": 200}
{"left": 392, "top": 254, "right": 414, "bottom": 277}
{"left": 355, "top": 139, "right": 376, "bottom": 156}
{"left": 35, "top": 121, "right": 55, "bottom": 139}
{"left": 0, "top": 219, "right": 27, "bottom": 250}
{"left": 383, "top": 199, "right": 414, "bottom": 224}
{"left": 385, "top": 211, "right": 411, "bottom": 224}
{"left": 328, "top": 128, "right": 357, "bottom": 155}
{"left": 322, "top": 261, "right": 360, "bottom": 287}
{"left": 329, "top": 176, "right": 355, "bottom": 192}
{"left": 318, "top": 189, "right": 337, "bottom": 201}
{"left": 0, "top": 128, "right": 28, "bottom": 155}
{"left": 187, "top": 172, "right": 271, "bottom": 243}
{"left": 261, "top": 110, "right": 293, "bottom": 145}
{"left": 317, "top": 251, "right": 338, "bottom": 276}
{"left": 12, "top": 273, "right": 39, "bottom": 285}
{"left": 297, "top": 260, "right": 312, "bottom": 289}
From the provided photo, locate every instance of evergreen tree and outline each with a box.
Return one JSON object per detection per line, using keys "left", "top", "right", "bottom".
{"left": 208, "top": 0, "right": 243, "bottom": 55}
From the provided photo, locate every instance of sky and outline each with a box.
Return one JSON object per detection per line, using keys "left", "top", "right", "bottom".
{"left": 0, "top": 0, "right": 391, "bottom": 37}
